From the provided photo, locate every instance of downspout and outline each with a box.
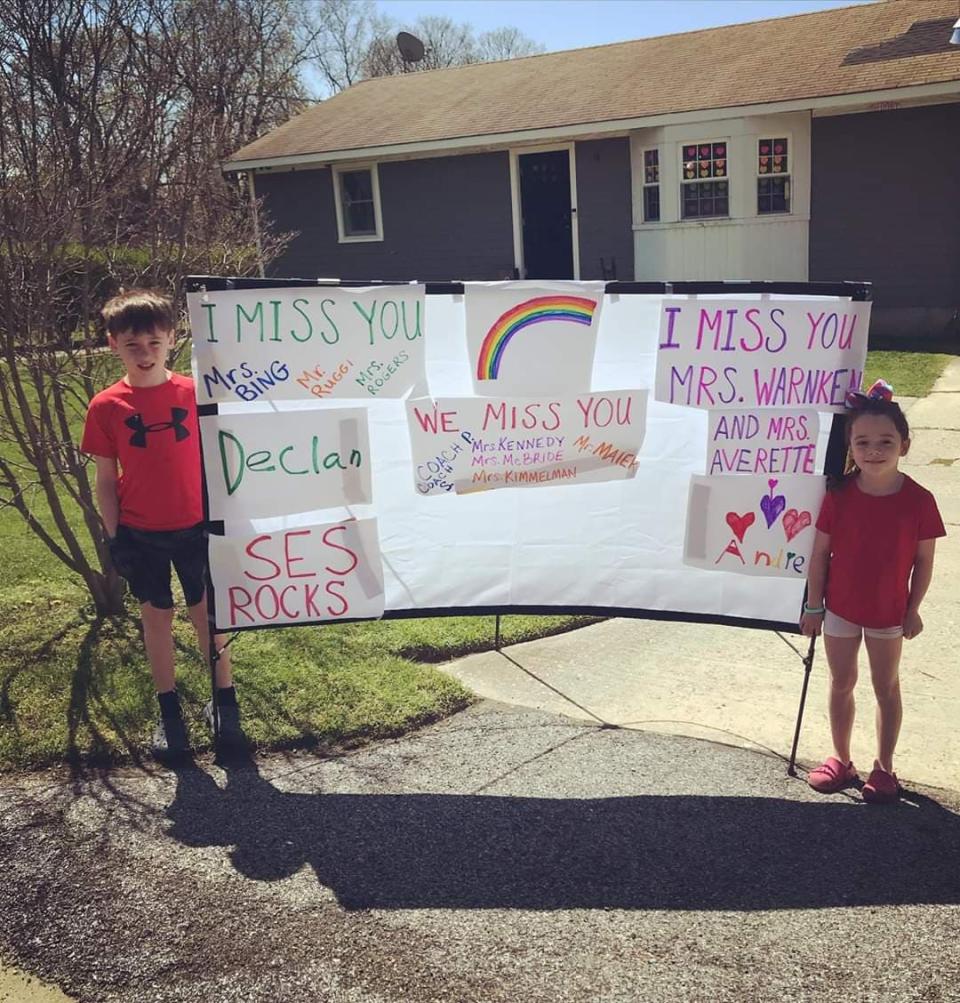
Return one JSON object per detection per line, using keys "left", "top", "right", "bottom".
{"left": 248, "top": 169, "right": 265, "bottom": 278}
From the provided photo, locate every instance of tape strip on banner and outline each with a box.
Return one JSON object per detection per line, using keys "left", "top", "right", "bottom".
{"left": 685, "top": 481, "right": 710, "bottom": 562}
{"left": 338, "top": 418, "right": 367, "bottom": 504}
{"left": 349, "top": 520, "right": 386, "bottom": 602}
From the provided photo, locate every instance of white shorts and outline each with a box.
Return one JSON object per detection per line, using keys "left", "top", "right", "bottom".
{"left": 824, "top": 609, "right": 903, "bottom": 639}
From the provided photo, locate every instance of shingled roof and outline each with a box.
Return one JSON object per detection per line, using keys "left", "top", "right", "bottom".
{"left": 227, "top": 0, "right": 960, "bottom": 169}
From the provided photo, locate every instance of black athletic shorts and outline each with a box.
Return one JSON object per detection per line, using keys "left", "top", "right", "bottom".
{"left": 111, "top": 523, "right": 207, "bottom": 610}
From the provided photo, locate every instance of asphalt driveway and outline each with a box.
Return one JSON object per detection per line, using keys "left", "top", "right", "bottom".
{"left": 2, "top": 702, "right": 959, "bottom": 1003}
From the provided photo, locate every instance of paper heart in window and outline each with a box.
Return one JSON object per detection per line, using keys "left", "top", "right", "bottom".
{"left": 700, "top": 145, "right": 710, "bottom": 156}
{"left": 685, "top": 146, "right": 695, "bottom": 158}
{"left": 714, "top": 144, "right": 726, "bottom": 157}
{"left": 775, "top": 143, "right": 784, "bottom": 154}
{"left": 700, "top": 167, "right": 709, "bottom": 176}
{"left": 685, "top": 170, "right": 694, "bottom": 179}
{"left": 715, "top": 160, "right": 725, "bottom": 173}
{"left": 760, "top": 144, "right": 770, "bottom": 154}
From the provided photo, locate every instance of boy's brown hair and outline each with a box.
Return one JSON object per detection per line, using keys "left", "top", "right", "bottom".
{"left": 102, "top": 289, "right": 175, "bottom": 338}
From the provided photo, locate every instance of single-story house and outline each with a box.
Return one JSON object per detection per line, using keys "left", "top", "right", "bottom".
{"left": 225, "top": 0, "right": 960, "bottom": 337}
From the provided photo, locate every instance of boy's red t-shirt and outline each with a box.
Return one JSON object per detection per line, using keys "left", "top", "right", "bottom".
{"left": 815, "top": 475, "right": 946, "bottom": 628}
{"left": 81, "top": 373, "right": 203, "bottom": 531}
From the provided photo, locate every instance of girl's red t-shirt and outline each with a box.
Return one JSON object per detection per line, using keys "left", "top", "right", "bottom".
{"left": 81, "top": 373, "right": 203, "bottom": 531}
{"left": 816, "top": 475, "right": 945, "bottom": 628}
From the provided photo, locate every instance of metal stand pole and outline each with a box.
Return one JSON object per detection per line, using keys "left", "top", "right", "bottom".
{"left": 206, "top": 566, "right": 221, "bottom": 748}
{"left": 785, "top": 406, "right": 843, "bottom": 776}
{"left": 787, "top": 634, "right": 817, "bottom": 776}
{"left": 494, "top": 614, "right": 501, "bottom": 651}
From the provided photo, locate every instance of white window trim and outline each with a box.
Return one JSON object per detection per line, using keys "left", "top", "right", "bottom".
{"left": 679, "top": 138, "right": 731, "bottom": 221}
{"left": 332, "top": 162, "right": 384, "bottom": 243}
{"left": 508, "top": 143, "right": 580, "bottom": 280}
{"left": 755, "top": 133, "right": 793, "bottom": 216}
{"left": 640, "top": 146, "right": 661, "bottom": 223}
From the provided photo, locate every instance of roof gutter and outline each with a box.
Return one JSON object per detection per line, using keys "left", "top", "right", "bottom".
{"left": 223, "top": 79, "right": 960, "bottom": 173}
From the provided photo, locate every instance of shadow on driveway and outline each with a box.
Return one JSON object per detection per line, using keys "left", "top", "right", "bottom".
{"left": 166, "top": 751, "right": 960, "bottom": 912}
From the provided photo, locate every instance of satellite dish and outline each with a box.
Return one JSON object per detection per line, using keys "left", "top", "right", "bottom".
{"left": 397, "top": 31, "right": 426, "bottom": 64}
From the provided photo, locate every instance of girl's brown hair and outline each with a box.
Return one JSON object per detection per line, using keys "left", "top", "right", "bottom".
{"left": 101, "top": 289, "right": 175, "bottom": 338}
{"left": 828, "top": 398, "right": 910, "bottom": 489}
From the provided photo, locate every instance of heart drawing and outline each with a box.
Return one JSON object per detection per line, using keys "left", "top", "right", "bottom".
{"left": 725, "top": 510, "right": 755, "bottom": 543}
{"left": 782, "top": 508, "right": 812, "bottom": 542}
{"left": 760, "top": 479, "right": 786, "bottom": 529}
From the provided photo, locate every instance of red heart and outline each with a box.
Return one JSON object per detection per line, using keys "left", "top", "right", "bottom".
{"left": 782, "top": 509, "right": 812, "bottom": 542}
{"left": 725, "top": 511, "right": 755, "bottom": 543}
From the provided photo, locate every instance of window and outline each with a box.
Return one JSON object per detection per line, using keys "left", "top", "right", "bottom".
{"left": 681, "top": 141, "right": 728, "bottom": 219}
{"left": 333, "top": 164, "right": 383, "bottom": 241}
{"left": 757, "top": 137, "right": 790, "bottom": 214}
{"left": 642, "top": 149, "right": 660, "bottom": 222}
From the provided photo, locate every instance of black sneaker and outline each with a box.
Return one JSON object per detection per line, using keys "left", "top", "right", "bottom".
{"left": 152, "top": 714, "right": 189, "bottom": 758}
{"left": 203, "top": 700, "right": 247, "bottom": 748}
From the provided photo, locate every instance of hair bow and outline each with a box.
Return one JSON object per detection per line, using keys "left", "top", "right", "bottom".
{"left": 845, "top": 378, "right": 894, "bottom": 410}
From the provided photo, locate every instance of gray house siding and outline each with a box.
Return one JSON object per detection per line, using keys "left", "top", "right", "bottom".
{"left": 809, "top": 103, "right": 960, "bottom": 336}
{"left": 258, "top": 151, "right": 515, "bottom": 282}
{"left": 575, "top": 139, "right": 634, "bottom": 281}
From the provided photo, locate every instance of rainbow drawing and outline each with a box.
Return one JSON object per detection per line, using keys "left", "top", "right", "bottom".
{"left": 476, "top": 295, "right": 598, "bottom": 380}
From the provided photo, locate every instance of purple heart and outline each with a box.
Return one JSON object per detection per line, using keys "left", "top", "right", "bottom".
{"left": 760, "top": 492, "right": 786, "bottom": 529}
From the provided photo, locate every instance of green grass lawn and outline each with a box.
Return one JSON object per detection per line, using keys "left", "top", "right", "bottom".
{"left": 1, "top": 340, "right": 954, "bottom": 770}
{"left": 0, "top": 575, "right": 597, "bottom": 769}
{"left": 862, "top": 349, "right": 955, "bottom": 399}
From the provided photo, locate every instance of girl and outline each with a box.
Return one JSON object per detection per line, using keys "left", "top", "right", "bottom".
{"left": 800, "top": 384, "right": 945, "bottom": 803}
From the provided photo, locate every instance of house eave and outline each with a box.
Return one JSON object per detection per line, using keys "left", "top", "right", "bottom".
{"left": 223, "top": 79, "right": 960, "bottom": 174}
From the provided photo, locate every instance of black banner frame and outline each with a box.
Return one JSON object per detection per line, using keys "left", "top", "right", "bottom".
{"left": 186, "top": 275, "right": 869, "bottom": 761}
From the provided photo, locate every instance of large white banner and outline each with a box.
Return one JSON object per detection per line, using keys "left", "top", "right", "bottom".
{"left": 188, "top": 285, "right": 426, "bottom": 404}
{"left": 200, "top": 408, "right": 372, "bottom": 521}
{"left": 209, "top": 518, "right": 384, "bottom": 629}
{"left": 194, "top": 284, "right": 870, "bottom": 626}
{"left": 406, "top": 391, "right": 647, "bottom": 495}
{"left": 654, "top": 298, "right": 869, "bottom": 410}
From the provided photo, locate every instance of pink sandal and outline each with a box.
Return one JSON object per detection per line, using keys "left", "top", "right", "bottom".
{"left": 862, "top": 762, "right": 900, "bottom": 804}
{"left": 807, "top": 757, "right": 858, "bottom": 794}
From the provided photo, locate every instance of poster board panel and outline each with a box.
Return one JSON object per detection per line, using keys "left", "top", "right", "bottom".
{"left": 209, "top": 518, "right": 384, "bottom": 630}
{"left": 654, "top": 298, "right": 869, "bottom": 410}
{"left": 464, "top": 280, "right": 605, "bottom": 395}
{"left": 684, "top": 474, "right": 825, "bottom": 579}
{"left": 188, "top": 285, "right": 426, "bottom": 404}
{"left": 406, "top": 391, "right": 647, "bottom": 496}
{"left": 200, "top": 408, "right": 372, "bottom": 521}
{"left": 705, "top": 410, "right": 820, "bottom": 476}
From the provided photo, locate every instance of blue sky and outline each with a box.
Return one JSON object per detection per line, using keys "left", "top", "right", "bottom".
{"left": 376, "top": 0, "right": 874, "bottom": 52}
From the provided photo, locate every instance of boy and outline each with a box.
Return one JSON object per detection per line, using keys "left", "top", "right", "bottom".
{"left": 81, "top": 289, "right": 243, "bottom": 756}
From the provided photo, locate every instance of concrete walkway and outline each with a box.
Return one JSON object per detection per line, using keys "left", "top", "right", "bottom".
{"left": 0, "top": 965, "right": 71, "bottom": 1003}
{"left": 442, "top": 358, "right": 960, "bottom": 793}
